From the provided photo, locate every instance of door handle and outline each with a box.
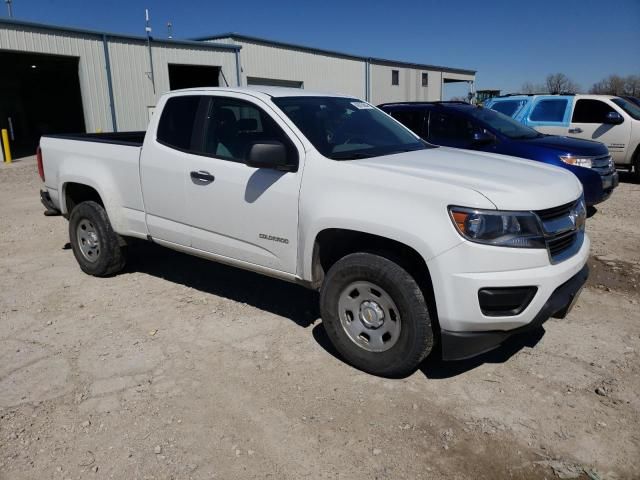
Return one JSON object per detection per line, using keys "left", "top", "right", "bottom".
{"left": 190, "top": 170, "right": 215, "bottom": 185}
{"left": 568, "top": 127, "right": 583, "bottom": 134}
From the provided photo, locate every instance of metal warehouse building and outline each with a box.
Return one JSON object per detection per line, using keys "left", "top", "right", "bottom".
{"left": 0, "top": 18, "right": 475, "bottom": 157}
{"left": 198, "top": 33, "right": 476, "bottom": 106}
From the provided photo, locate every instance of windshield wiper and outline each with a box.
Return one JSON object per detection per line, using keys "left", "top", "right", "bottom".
{"left": 511, "top": 134, "right": 541, "bottom": 140}
{"left": 330, "top": 152, "right": 376, "bottom": 160}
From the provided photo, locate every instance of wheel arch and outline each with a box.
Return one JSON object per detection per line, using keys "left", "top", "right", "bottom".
{"left": 309, "top": 228, "right": 438, "bottom": 324}
{"left": 62, "top": 182, "right": 104, "bottom": 216}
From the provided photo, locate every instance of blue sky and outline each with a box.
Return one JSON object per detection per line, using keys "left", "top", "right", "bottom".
{"left": 3, "top": 0, "right": 639, "bottom": 99}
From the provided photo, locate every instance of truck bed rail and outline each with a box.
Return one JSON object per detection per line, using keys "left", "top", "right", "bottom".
{"left": 41, "top": 131, "right": 145, "bottom": 147}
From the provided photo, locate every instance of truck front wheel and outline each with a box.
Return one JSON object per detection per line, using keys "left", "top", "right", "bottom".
{"left": 69, "top": 201, "right": 126, "bottom": 277}
{"left": 320, "top": 252, "right": 434, "bottom": 377}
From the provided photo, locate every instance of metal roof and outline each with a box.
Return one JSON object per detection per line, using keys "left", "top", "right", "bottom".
{"left": 194, "top": 32, "right": 476, "bottom": 75}
{"left": 0, "top": 18, "right": 241, "bottom": 51}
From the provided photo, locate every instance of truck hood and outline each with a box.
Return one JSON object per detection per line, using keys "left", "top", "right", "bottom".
{"left": 520, "top": 134, "right": 608, "bottom": 156}
{"left": 353, "top": 147, "right": 583, "bottom": 210}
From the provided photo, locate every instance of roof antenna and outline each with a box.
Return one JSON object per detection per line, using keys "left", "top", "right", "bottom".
{"left": 167, "top": 21, "right": 173, "bottom": 39}
{"left": 5, "top": 0, "right": 14, "bottom": 18}
{"left": 144, "top": 8, "right": 156, "bottom": 94}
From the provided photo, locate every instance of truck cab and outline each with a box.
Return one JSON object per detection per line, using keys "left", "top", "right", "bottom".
{"left": 485, "top": 94, "right": 640, "bottom": 179}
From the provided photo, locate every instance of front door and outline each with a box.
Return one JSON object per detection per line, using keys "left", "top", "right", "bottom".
{"left": 185, "top": 93, "right": 304, "bottom": 274}
{"left": 568, "top": 98, "right": 631, "bottom": 163}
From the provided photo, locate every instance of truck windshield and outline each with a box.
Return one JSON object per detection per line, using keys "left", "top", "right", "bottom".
{"left": 612, "top": 97, "right": 640, "bottom": 120}
{"left": 272, "top": 96, "right": 431, "bottom": 160}
{"left": 466, "top": 107, "right": 542, "bottom": 139}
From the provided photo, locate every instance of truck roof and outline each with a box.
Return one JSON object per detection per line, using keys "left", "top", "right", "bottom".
{"left": 165, "top": 86, "right": 354, "bottom": 99}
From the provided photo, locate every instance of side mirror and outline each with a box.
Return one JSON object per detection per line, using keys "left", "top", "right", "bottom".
{"left": 245, "top": 141, "right": 294, "bottom": 171}
{"left": 472, "top": 131, "right": 495, "bottom": 145}
{"left": 604, "top": 111, "right": 624, "bottom": 125}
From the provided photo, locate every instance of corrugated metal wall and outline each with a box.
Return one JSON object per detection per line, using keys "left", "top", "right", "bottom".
{"left": 209, "top": 37, "right": 475, "bottom": 105}
{"left": 213, "top": 38, "right": 367, "bottom": 98}
{"left": 1, "top": 22, "right": 476, "bottom": 133}
{"left": 0, "top": 23, "right": 112, "bottom": 132}
{"left": 369, "top": 64, "right": 474, "bottom": 105}
{"left": 108, "top": 39, "right": 238, "bottom": 131}
{"left": 1, "top": 22, "right": 239, "bottom": 133}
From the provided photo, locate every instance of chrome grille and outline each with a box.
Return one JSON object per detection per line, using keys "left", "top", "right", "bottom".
{"left": 536, "top": 201, "right": 573, "bottom": 221}
{"left": 535, "top": 198, "right": 585, "bottom": 263}
{"left": 547, "top": 231, "right": 578, "bottom": 257}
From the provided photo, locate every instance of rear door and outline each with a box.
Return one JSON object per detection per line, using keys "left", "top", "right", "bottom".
{"left": 184, "top": 93, "right": 304, "bottom": 274}
{"left": 140, "top": 94, "right": 207, "bottom": 246}
{"left": 525, "top": 96, "right": 572, "bottom": 135}
{"left": 569, "top": 98, "right": 631, "bottom": 163}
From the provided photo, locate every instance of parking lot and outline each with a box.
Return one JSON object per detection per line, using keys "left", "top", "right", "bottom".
{"left": 1, "top": 157, "right": 639, "bottom": 479}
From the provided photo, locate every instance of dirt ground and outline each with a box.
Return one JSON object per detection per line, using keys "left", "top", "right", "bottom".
{"left": 1, "top": 157, "right": 639, "bottom": 480}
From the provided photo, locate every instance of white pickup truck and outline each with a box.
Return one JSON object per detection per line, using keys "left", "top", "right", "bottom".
{"left": 38, "top": 87, "right": 589, "bottom": 377}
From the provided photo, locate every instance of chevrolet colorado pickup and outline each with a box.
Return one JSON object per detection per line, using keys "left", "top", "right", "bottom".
{"left": 38, "top": 87, "right": 589, "bottom": 377}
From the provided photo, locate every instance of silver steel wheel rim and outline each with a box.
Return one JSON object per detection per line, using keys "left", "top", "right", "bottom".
{"left": 76, "top": 219, "right": 100, "bottom": 263}
{"left": 337, "top": 281, "right": 401, "bottom": 352}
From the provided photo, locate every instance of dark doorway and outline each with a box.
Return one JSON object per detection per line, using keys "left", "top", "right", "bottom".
{"left": 0, "top": 50, "right": 86, "bottom": 158}
{"left": 168, "top": 64, "right": 220, "bottom": 90}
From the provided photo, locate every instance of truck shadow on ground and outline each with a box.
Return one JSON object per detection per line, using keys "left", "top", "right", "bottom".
{"left": 120, "top": 240, "right": 544, "bottom": 379}
{"left": 124, "top": 240, "right": 320, "bottom": 328}
{"left": 311, "top": 323, "right": 545, "bottom": 380}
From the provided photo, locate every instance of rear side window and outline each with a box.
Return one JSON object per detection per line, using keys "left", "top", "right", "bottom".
{"left": 390, "top": 110, "right": 425, "bottom": 136}
{"left": 157, "top": 96, "right": 201, "bottom": 150}
{"left": 572, "top": 99, "right": 616, "bottom": 123}
{"left": 491, "top": 100, "right": 523, "bottom": 117}
{"left": 530, "top": 99, "right": 568, "bottom": 122}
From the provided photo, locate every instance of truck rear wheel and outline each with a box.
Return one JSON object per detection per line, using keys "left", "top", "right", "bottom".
{"left": 320, "top": 252, "right": 434, "bottom": 377}
{"left": 69, "top": 201, "right": 126, "bottom": 277}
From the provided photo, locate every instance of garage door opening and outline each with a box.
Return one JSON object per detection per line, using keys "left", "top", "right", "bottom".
{"left": 247, "top": 77, "right": 303, "bottom": 89}
{"left": 0, "top": 50, "right": 85, "bottom": 158}
{"left": 168, "top": 64, "right": 220, "bottom": 90}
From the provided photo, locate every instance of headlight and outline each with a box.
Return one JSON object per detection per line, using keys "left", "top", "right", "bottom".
{"left": 559, "top": 155, "right": 593, "bottom": 168}
{"left": 449, "top": 207, "right": 545, "bottom": 248}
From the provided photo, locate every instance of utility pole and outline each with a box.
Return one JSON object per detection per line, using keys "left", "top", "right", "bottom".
{"left": 6, "top": 0, "right": 14, "bottom": 18}
{"left": 145, "top": 8, "right": 156, "bottom": 94}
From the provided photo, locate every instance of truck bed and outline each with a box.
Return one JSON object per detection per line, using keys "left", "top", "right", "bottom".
{"left": 42, "top": 131, "right": 146, "bottom": 147}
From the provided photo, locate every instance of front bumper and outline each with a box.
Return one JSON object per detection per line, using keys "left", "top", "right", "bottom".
{"left": 585, "top": 170, "right": 620, "bottom": 207}
{"left": 426, "top": 231, "right": 590, "bottom": 361}
{"left": 440, "top": 264, "right": 588, "bottom": 360}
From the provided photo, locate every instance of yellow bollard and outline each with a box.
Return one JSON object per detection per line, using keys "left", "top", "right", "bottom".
{"left": 1, "top": 129, "right": 11, "bottom": 164}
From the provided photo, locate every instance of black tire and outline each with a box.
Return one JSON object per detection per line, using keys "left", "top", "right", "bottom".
{"left": 320, "top": 252, "right": 434, "bottom": 377}
{"left": 68, "top": 201, "right": 126, "bottom": 277}
{"left": 633, "top": 150, "right": 640, "bottom": 183}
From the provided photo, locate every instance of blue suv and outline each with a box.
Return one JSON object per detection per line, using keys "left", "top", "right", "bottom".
{"left": 379, "top": 102, "right": 618, "bottom": 206}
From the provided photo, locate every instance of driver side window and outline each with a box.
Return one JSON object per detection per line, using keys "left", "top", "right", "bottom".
{"left": 199, "top": 97, "right": 298, "bottom": 166}
{"left": 428, "top": 111, "right": 476, "bottom": 147}
{"left": 572, "top": 99, "right": 616, "bottom": 123}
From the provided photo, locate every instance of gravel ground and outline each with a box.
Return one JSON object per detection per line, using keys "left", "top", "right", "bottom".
{"left": 1, "top": 157, "right": 639, "bottom": 480}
